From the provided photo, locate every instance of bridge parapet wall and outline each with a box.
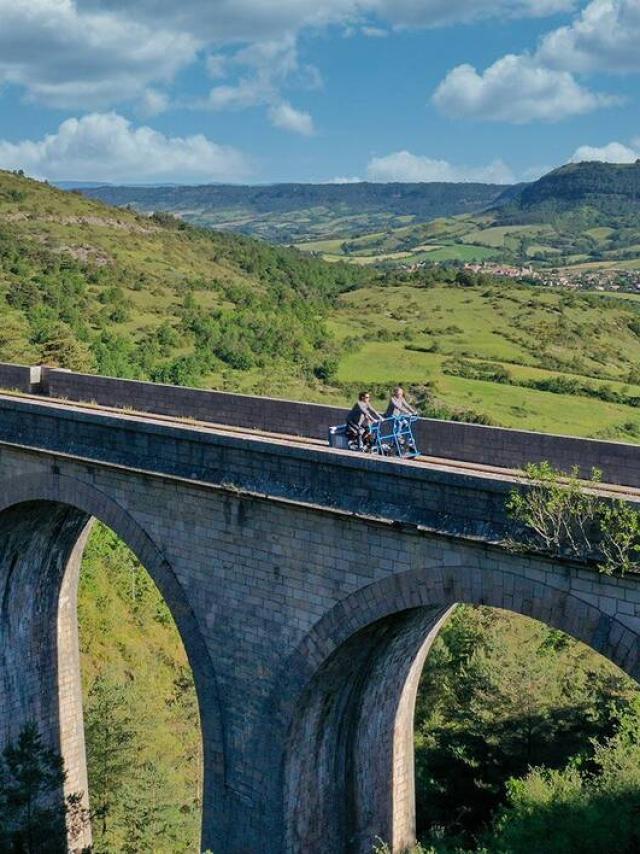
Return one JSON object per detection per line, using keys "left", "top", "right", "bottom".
{"left": 3, "top": 364, "right": 640, "bottom": 489}
{"left": 0, "top": 362, "right": 41, "bottom": 393}
{"left": 43, "top": 368, "right": 345, "bottom": 439}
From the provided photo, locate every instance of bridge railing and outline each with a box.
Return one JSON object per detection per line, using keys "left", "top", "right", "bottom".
{"left": 0, "top": 362, "right": 639, "bottom": 490}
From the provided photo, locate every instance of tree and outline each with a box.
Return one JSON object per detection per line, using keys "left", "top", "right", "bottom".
{"left": 84, "top": 673, "right": 136, "bottom": 843}
{"left": 485, "top": 700, "right": 640, "bottom": 853}
{"left": 0, "top": 722, "right": 89, "bottom": 853}
{"left": 414, "top": 606, "right": 637, "bottom": 847}
{"left": 37, "top": 321, "right": 95, "bottom": 373}
{"left": 0, "top": 312, "right": 38, "bottom": 364}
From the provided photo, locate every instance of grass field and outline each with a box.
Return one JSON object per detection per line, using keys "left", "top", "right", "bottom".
{"left": 292, "top": 205, "right": 640, "bottom": 272}
{"left": 324, "top": 282, "right": 640, "bottom": 442}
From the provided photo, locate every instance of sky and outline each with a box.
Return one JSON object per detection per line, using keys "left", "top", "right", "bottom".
{"left": 0, "top": 0, "right": 638, "bottom": 185}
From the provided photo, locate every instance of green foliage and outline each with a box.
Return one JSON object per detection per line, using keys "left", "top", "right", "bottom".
{"left": 0, "top": 169, "right": 363, "bottom": 390}
{"left": 410, "top": 384, "right": 497, "bottom": 425}
{"left": 84, "top": 674, "right": 137, "bottom": 838}
{"left": 414, "top": 606, "right": 639, "bottom": 850}
{"left": 79, "top": 524, "right": 201, "bottom": 853}
{"left": 484, "top": 699, "right": 640, "bottom": 853}
{"left": 0, "top": 723, "right": 89, "bottom": 853}
{"left": 507, "top": 462, "right": 640, "bottom": 573}
{"left": 442, "top": 358, "right": 511, "bottom": 384}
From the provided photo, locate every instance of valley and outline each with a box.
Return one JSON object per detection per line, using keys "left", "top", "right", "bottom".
{"left": 3, "top": 166, "right": 640, "bottom": 852}
{"left": 296, "top": 163, "right": 640, "bottom": 280}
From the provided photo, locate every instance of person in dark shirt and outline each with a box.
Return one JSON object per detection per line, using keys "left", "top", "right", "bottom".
{"left": 346, "top": 391, "right": 382, "bottom": 450}
{"left": 384, "top": 386, "right": 418, "bottom": 418}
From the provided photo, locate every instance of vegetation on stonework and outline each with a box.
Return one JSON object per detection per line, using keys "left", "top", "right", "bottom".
{"left": 506, "top": 462, "right": 640, "bottom": 574}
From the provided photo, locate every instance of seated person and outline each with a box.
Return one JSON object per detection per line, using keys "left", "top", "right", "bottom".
{"left": 384, "top": 386, "right": 418, "bottom": 418}
{"left": 346, "top": 391, "right": 382, "bottom": 450}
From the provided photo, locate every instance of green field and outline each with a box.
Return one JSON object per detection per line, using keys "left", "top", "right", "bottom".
{"left": 294, "top": 203, "right": 640, "bottom": 272}
{"left": 328, "top": 282, "right": 640, "bottom": 441}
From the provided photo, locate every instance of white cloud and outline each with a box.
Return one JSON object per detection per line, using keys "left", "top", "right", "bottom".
{"left": 138, "top": 89, "right": 169, "bottom": 117}
{"left": 80, "top": 0, "right": 573, "bottom": 44}
{"left": 0, "top": 0, "right": 583, "bottom": 115}
{"left": 0, "top": 112, "right": 252, "bottom": 183}
{"left": 538, "top": 0, "right": 640, "bottom": 74}
{"left": 328, "top": 176, "right": 363, "bottom": 183}
{"left": 366, "top": 150, "right": 515, "bottom": 183}
{"left": 0, "top": 0, "right": 196, "bottom": 108}
{"left": 268, "top": 102, "right": 315, "bottom": 136}
{"left": 433, "top": 54, "right": 618, "bottom": 123}
{"left": 571, "top": 140, "right": 640, "bottom": 163}
{"left": 433, "top": 0, "right": 639, "bottom": 125}
{"left": 205, "top": 36, "right": 320, "bottom": 134}
{"left": 373, "top": 0, "right": 575, "bottom": 29}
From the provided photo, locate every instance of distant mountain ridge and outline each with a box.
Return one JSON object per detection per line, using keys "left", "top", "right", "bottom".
{"left": 497, "top": 161, "right": 640, "bottom": 224}
{"left": 80, "top": 181, "right": 512, "bottom": 243}
{"left": 282, "top": 162, "right": 640, "bottom": 270}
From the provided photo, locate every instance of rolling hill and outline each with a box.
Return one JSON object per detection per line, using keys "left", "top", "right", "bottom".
{"left": 298, "top": 162, "right": 640, "bottom": 272}
{"left": 498, "top": 160, "right": 640, "bottom": 222}
{"left": 79, "top": 181, "right": 512, "bottom": 243}
{"left": 80, "top": 163, "right": 640, "bottom": 273}
{"left": 0, "top": 169, "right": 363, "bottom": 395}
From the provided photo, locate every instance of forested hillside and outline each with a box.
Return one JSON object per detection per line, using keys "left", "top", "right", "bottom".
{"left": 498, "top": 161, "right": 640, "bottom": 223}
{"left": 0, "top": 169, "right": 361, "bottom": 390}
{"left": 79, "top": 181, "right": 509, "bottom": 243}
{"left": 296, "top": 162, "right": 640, "bottom": 270}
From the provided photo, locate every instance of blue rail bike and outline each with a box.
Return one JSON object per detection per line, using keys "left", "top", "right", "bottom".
{"left": 328, "top": 415, "right": 421, "bottom": 459}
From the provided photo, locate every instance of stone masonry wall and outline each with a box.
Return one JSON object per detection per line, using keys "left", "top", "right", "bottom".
{"left": 35, "top": 367, "right": 640, "bottom": 489}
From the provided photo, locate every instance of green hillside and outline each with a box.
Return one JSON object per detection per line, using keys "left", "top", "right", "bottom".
{"left": 0, "top": 169, "right": 361, "bottom": 389}
{"left": 297, "top": 162, "right": 640, "bottom": 271}
{"left": 329, "top": 278, "right": 640, "bottom": 441}
{"left": 500, "top": 160, "right": 640, "bottom": 221}
{"left": 79, "top": 181, "right": 509, "bottom": 243}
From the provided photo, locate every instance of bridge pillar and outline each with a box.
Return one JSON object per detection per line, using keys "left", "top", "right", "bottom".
{"left": 0, "top": 501, "right": 92, "bottom": 851}
{"left": 284, "top": 606, "right": 451, "bottom": 854}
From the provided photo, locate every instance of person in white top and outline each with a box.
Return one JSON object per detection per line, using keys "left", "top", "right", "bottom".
{"left": 384, "top": 386, "right": 418, "bottom": 418}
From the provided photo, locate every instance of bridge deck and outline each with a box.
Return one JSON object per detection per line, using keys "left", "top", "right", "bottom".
{"left": 0, "top": 389, "right": 637, "bottom": 503}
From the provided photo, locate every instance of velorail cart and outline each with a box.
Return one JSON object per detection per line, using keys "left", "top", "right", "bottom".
{"left": 328, "top": 414, "right": 421, "bottom": 459}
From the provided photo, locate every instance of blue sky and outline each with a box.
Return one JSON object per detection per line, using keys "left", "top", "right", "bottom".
{"left": 0, "top": 0, "right": 638, "bottom": 184}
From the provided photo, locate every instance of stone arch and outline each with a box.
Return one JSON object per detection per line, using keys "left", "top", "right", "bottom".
{"left": 0, "top": 471, "right": 225, "bottom": 851}
{"left": 278, "top": 558, "right": 640, "bottom": 854}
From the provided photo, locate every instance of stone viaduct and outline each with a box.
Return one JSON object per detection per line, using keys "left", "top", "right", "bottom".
{"left": 1, "top": 363, "right": 640, "bottom": 854}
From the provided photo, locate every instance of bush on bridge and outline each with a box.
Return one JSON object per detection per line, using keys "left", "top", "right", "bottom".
{"left": 506, "top": 462, "right": 640, "bottom": 575}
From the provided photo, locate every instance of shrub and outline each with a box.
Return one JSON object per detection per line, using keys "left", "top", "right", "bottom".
{"left": 506, "top": 462, "right": 640, "bottom": 574}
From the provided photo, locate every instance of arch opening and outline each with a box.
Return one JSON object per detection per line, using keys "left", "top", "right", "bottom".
{"left": 77, "top": 522, "right": 203, "bottom": 852}
{"left": 414, "top": 604, "right": 640, "bottom": 853}
{"left": 283, "top": 560, "right": 640, "bottom": 854}
{"left": 0, "top": 494, "right": 211, "bottom": 853}
{"left": 284, "top": 606, "right": 452, "bottom": 854}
